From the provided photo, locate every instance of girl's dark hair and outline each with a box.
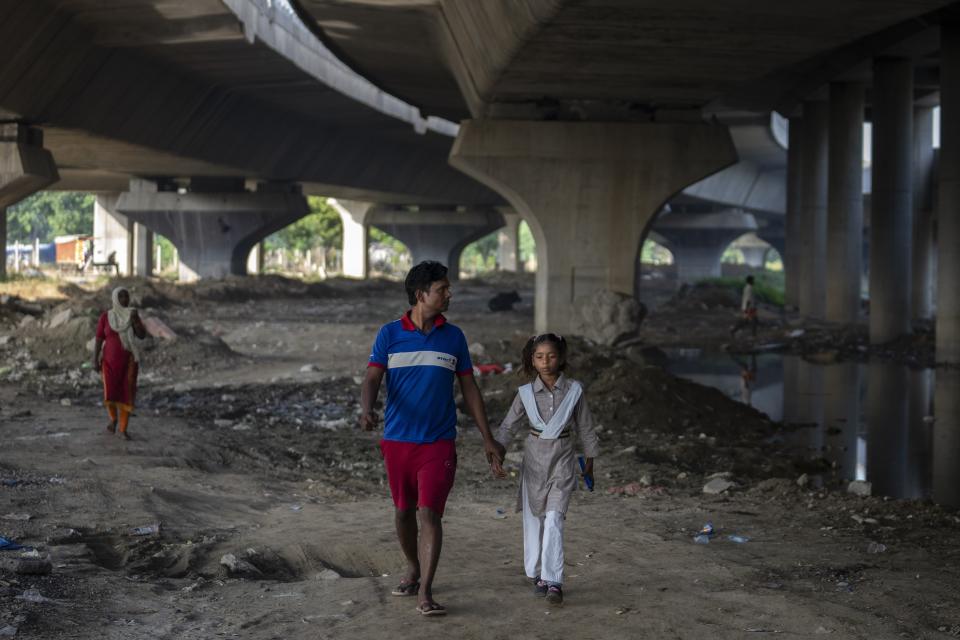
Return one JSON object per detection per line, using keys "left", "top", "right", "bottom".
{"left": 521, "top": 333, "right": 567, "bottom": 378}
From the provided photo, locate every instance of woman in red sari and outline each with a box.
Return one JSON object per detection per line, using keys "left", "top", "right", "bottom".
{"left": 92, "top": 287, "right": 146, "bottom": 440}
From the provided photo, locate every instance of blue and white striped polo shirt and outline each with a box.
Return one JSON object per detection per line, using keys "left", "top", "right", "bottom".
{"left": 368, "top": 311, "right": 473, "bottom": 443}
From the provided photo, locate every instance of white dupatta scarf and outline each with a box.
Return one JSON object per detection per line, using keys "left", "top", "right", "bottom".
{"left": 518, "top": 377, "right": 582, "bottom": 439}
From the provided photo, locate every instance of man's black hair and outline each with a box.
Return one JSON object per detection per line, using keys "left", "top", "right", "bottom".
{"left": 405, "top": 261, "right": 449, "bottom": 305}
{"left": 746, "top": 275, "right": 755, "bottom": 285}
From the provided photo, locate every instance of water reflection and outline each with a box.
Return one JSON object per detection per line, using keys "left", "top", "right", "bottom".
{"left": 664, "top": 349, "right": 946, "bottom": 503}
{"left": 934, "top": 369, "right": 960, "bottom": 507}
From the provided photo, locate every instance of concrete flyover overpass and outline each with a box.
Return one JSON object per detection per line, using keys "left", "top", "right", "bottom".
{"left": 1, "top": 0, "right": 960, "bottom": 372}
{"left": 293, "top": 0, "right": 956, "bottom": 352}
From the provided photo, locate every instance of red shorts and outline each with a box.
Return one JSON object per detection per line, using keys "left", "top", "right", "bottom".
{"left": 380, "top": 439, "right": 457, "bottom": 516}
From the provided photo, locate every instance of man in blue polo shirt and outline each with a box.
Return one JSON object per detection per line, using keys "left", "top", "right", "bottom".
{"left": 359, "top": 260, "right": 505, "bottom": 617}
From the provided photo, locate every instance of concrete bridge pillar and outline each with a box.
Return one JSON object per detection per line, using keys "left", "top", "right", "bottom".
{"left": 870, "top": 57, "right": 914, "bottom": 344}
{"left": 496, "top": 210, "right": 521, "bottom": 272}
{"left": 784, "top": 117, "right": 804, "bottom": 309}
{"left": 330, "top": 198, "right": 373, "bottom": 279}
{"left": 738, "top": 246, "right": 769, "bottom": 269}
{"left": 940, "top": 22, "right": 960, "bottom": 363}
{"left": 117, "top": 179, "right": 309, "bottom": 282}
{"left": 655, "top": 210, "right": 758, "bottom": 284}
{"left": 913, "top": 106, "right": 936, "bottom": 321}
{"left": 450, "top": 120, "right": 736, "bottom": 333}
{"left": 368, "top": 207, "right": 504, "bottom": 281}
{"left": 93, "top": 193, "right": 132, "bottom": 275}
{"left": 826, "top": 82, "right": 865, "bottom": 325}
{"left": 0, "top": 124, "right": 59, "bottom": 279}
{"left": 799, "top": 101, "right": 829, "bottom": 319}
{"left": 246, "top": 242, "right": 264, "bottom": 275}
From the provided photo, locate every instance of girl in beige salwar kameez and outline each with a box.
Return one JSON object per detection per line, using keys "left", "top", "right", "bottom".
{"left": 494, "top": 333, "right": 600, "bottom": 606}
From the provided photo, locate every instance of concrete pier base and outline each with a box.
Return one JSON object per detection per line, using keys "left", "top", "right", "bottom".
{"left": 330, "top": 199, "right": 373, "bottom": 279}
{"left": 450, "top": 120, "right": 736, "bottom": 333}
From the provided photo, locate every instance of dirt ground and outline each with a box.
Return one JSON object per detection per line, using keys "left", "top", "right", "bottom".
{"left": 1, "top": 274, "right": 959, "bottom": 639}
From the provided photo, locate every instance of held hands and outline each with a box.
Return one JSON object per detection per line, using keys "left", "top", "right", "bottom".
{"left": 358, "top": 410, "right": 379, "bottom": 431}
{"left": 485, "top": 439, "right": 507, "bottom": 479}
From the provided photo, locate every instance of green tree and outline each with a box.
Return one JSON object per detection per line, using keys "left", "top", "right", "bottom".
{"left": 518, "top": 220, "right": 535, "bottom": 265}
{"left": 7, "top": 191, "right": 95, "bottom": 243}
{"left": 264, "top": 196, "right": 342, "bottom": 252}
{"left": 460, "top": 230, "right": 499, "bottom": 273}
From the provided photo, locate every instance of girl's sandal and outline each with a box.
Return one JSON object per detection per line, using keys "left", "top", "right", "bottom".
{"left": 417, "top": 601, "right": 446, "bottom": 616}
{"left": 391, "top": 580, "right": 419, "bottom": 597}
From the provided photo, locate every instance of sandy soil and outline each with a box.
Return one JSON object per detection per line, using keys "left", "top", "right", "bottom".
{"left": 1, "top": 275, "right": 959, "bottom": 639}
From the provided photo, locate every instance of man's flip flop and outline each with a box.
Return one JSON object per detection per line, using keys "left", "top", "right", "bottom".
{"left": 417, "top": 601, "right": 446, "bottom": 617}
{"left": 391, "top": 581, "right": 419, "bottom": 597}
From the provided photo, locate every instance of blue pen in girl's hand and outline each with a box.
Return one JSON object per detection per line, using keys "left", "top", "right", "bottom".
{"left": 578, "top": 456, "right": 594, "bottom": 492}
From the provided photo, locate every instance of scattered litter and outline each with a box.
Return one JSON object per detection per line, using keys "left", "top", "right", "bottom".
{"left": 300, "top": 364, "right": 320, "bottom": 373}
{"left": 473, "top": 363, "right": 505, "bottom": 376}
{"left": 787, "top": 329, "right": 805, "bottom": 338}
{"left": 129, "top": 523, "right": 160, "bottom": 536}
{"left": 866, "top": 542, "right": 887, "bottom": 554}
{"left": 0, "top": 537, "right": 27, "bottom": 551}
{"left": 213, "top": 419, "right": 234, "bottom": 428}
{"left": 17, "top": 589, "right": 49, "bottom": 604}
{"left": 494, "top": 507, "right": 507, "bottom": 519}
{"left": 727, "top": 535, "right": 750, "bottom": 544}
{"left": 317, "top": 569, "right": 341, "bottom": 580}
{"left": 0, "top": 556, "right": 52, "bottom": 575}
{"left": 796, "top": 473, "right": 809, "bottom": 488}
{"left": 693, "top": 534, "right": 711, "bottom": 545}
{"left": 58, "top": 398, "right": 71, "bottom": 406}
{"left": 290, "top": 504, "right": 303, "bottom": 512}
{"left": 0, "top": 625, "right": 16, "bottom": 636}
{"left": 2, "top": 513, "right": 31, "bottom": 521}
{"left": 698, "top": 522, "right": 715, "bottom": 537}
{"left": 615, "top": 606, "right": 631, "bottom": 615}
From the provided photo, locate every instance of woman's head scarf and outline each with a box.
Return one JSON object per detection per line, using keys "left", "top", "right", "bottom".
{"left": 107, "top": 287, "right": 143, "bottom": 362}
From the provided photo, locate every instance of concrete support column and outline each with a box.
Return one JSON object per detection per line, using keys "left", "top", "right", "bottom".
{"left": 0, "top": 208, "right": 6, "bottom": 279}
{"left": 799, "top": 101, "right": 829, "bottom": 319}
{"left": 94, "top": 193, "right": 132, "bottom": 275}
{"left": 870, "top": 57, "right": 914, "bottom": 343}
{"left": 825, "top": 83, "right": 865, "bottom": 324}
{"left": 496, "top": 210, "right": 521, "bottom": 272}
{"left": 739, "top": 246, "right": 769, "bottom": 269}
{"left": 939, "top": 24, "right": 960, "bottom": 363}
{"left": 330, "top": 198, "right": 373, "bottom": 279}
{"left": 0, "top": 124, "right": 58, "bottom": 279}
{"left": 913, "top": 107, "right": 937, "bottom": 320}
{"left": 368, "top": 208, "right": 504, "bottom": 281}
{"left": 117, "top": 180, "right": 309, "bottom": 282}
{"left": 785, "top": 117, "right": 804, "bottom": 309}
{"left": 450, "top": 120, "right": 736, "bottom": 333}
{"left": 246, "top": 242, "right": 264, "bottom": 275}
{"left": 132, "top": 223, "right": 153, "bottom": 277}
